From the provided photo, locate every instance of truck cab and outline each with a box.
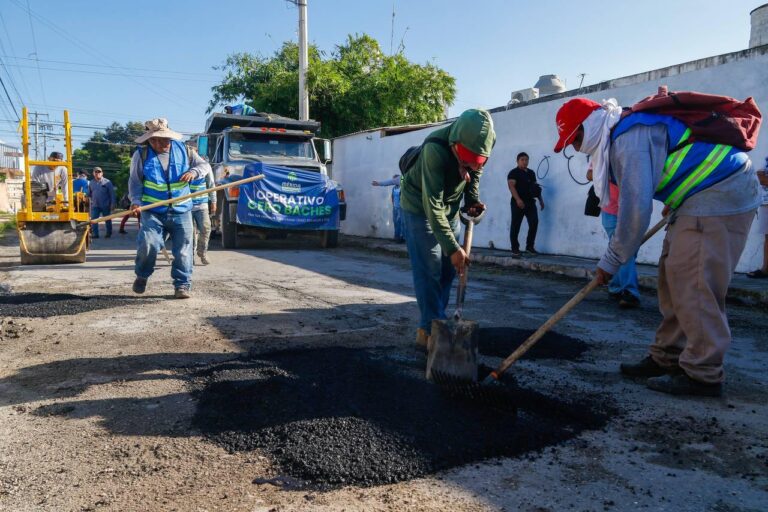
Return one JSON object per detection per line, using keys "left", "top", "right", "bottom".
{"left": 198, "top": 112, "right": 346, "bottom": 248}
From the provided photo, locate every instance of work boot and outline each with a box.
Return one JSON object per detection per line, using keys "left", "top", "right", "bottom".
{"left": 618, "top": 291, "right": 641, "bottom": 309}
{"left": 132, "top": 277, "right": 147, "bottom": 294}
{"left": 415, "top": 328, "right": 429, "bottom": 352}
{"left": 199, "top": 253, "right": 210, "bottom": 265}
{"left": 646, "top": 374, "right": 722, "bottom": 397}
{"left": 620, "top": 356, "right": 680, "bottom": 378}
{"left": 174, "top": 287, "right": 191, "bottom": 299}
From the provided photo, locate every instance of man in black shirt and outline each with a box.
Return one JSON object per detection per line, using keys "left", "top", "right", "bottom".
{"left": 507, "top": 152, "right": 544, "bottom": 256}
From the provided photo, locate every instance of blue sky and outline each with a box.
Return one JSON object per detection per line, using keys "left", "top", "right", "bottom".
{"left": 0, "top": 0, "right": 761, "bottom": 153}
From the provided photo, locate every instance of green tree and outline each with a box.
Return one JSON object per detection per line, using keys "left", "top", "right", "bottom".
{"left": 72, "top": 121, "right": 144, "bottom": 198}
{"left": 208, "top": 34, "right": 456, "bottom": 137}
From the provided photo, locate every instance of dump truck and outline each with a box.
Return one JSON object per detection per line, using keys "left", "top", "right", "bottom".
{"left": 197, "top": 112, "right": 346, "bottom": 248}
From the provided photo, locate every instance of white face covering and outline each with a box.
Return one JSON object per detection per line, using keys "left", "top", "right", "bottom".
{"left": 578, "top": 99, "right": 623, "bottom": 207}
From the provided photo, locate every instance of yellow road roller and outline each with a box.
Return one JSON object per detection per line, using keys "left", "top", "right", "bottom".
{"left": 16, "top": 107, "right": 90, "bottom": 264}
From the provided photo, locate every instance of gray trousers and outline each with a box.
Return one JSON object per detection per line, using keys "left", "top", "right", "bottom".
{"left": 650, "top": 211, "right": 755, "bottom": 383}
{"left": 191, "top": 208, "right": 212, "bottom": 257}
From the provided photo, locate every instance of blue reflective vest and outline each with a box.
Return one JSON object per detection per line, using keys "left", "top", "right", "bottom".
{"left": 140, "top": 140, "right": 192, "bottom": 214}
{"left": 611, "top": 113, "right": 748, "bottom": 208}
{"left": 190, "top": 173, "right": 209, "bottom": 206}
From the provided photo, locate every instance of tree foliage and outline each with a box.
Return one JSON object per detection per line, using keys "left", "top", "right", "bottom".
{"left": 208, "top": 34, "right": 456, "bottom": 137}
{"left": 72, "top": 121, "right": 144, "bottom": 198}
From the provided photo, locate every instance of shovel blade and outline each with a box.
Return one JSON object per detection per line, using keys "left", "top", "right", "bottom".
{"left": 426, "top": 318, "right": 478, "bottom": 382}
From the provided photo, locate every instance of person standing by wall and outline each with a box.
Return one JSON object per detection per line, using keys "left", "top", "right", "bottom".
{"left": 587, "top": 166, "right": 641, "bottom": 308}
{"left": 507, "top": 152, "right": 544, "bottom": 256}
{"left": 88, "top": 167, "right": 116, "bottom": 239}
{"left": 747, "top": 156, "right": 768, "bottom": 278}
{"left": 190, "top": 167, "right": 217, "bottom": 265}
{"left": 371, "top": 174, "right": 405, "bottom": 242}
{"left": 399, "top": 109, "right": 495, "bottom": 350}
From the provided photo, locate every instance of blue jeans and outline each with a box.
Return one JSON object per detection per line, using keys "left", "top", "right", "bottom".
{"left": 392, "top": 204, "right": 405, "bottom": 241}
{"left": 403, "top": 209, "right": 460, "bottom": 334}
{"left": 90, "top": 206, "right": 112, "bottom": 237}
{"left": 601, "top": 212, "right": 640, "bottom": 298}
{"left": 135, "top": 210, "right": 194, "bottom": 288}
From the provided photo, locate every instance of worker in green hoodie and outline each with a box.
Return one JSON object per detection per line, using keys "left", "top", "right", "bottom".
{"left": 399, "top": 109, "right": 496, "bottom": 350}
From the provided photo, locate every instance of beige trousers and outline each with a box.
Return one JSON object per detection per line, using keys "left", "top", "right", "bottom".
{"left": 649, "top": 211, "right": 755, "bottom": 384}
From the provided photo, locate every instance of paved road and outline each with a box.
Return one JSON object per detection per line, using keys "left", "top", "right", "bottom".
{"left": 0, "top": 223, "right": 766, "bottom": 511}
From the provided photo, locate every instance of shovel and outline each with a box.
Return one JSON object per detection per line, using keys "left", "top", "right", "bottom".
{"left": 430, "top": 215, "right": 669, "bottom": 403}
{"left": 426, "top": 209, "right": 484, "bottom": 382}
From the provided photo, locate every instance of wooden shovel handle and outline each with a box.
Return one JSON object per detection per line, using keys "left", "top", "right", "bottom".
{"left": 89, "top": 174, "right": 265, "bottom": 224}
{"left": 489, "top": 215, "right": 669, "bottom": 380}
{"left": 454, "top": 219, "right": 475, "bottom": 314}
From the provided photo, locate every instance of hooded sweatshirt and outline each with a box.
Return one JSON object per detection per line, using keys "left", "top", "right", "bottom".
{"left": 400, "top": 109, "right": 495, "bottom": 255}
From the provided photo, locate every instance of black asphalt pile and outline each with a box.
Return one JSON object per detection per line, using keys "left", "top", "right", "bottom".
{"left": 0, "top": 293, "right": 155, "bottom": 317}
{"left": 190, "top": 347, "right": 611, "bottom": 489}
{"left": 478, "top": 326, "right": 589, "bottom": 361}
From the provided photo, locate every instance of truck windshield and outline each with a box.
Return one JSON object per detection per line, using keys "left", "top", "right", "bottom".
{"left": 228, "top": 133, "right": 315, "bottom": 160}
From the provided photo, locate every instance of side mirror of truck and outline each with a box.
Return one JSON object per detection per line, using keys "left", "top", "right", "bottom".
{"left": 315, "top": 138, "right": 332, "bottom": 164}
{"left": 197, "top": 136, "right": 209, "bottom": 159}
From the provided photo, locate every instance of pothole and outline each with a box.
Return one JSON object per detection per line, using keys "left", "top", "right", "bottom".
{"left": 189, "top": 346, "right": 611, "bottom": 489}
{"left": 0, "top": 293, "right": 158, "bottom": 317}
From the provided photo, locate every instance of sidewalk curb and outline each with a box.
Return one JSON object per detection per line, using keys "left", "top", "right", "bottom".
{"left": 342, "top": 235, "right": 768, "bottom": 308}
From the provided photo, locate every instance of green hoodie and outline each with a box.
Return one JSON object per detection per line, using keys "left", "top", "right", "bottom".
{"left": 399, "top": 109, "right": 496, "bottom": 255}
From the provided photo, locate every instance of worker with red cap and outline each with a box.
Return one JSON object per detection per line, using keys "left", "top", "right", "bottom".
{"left": 399, "top": 108, "right": 496, "bottom": 351}
{"left": 554, "top": 96, "right": 761, "bottom": 397}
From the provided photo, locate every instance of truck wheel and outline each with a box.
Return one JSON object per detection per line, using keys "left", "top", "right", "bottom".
{"left": 221, "top": 202, "right": 237, "bottom": 249}
{"left": 320, "top": 229, "right": 338, "bottom": 248}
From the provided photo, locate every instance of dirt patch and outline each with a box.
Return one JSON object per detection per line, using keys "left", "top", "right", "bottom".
{"left": 189, "top": 347, "right": 612, "bottom": 489}
{"left": 0, "top": 293, "right": 157, "bottom": 317}
{"left": 478, "top": 327, "right": 589, "bottom": 361}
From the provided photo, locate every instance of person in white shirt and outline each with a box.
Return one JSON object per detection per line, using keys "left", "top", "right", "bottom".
{"left": 30, "top": 151, "right": 68, "bottom": 201}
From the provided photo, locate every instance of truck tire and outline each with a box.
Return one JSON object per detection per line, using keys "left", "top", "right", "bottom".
{"left": 320, "top": 229, "right": 338, "bottom": 249}
{"left": 221, "top": 201, "right": 237, "bottom": 249}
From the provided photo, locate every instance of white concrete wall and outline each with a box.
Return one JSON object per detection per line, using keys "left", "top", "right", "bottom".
{"left": 333, "top": 47, "right": 768, "bottom": 272}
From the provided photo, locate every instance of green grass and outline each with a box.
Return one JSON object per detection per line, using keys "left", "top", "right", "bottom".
{"left": 0, "top": 216, "right": 17, "bottom": 239}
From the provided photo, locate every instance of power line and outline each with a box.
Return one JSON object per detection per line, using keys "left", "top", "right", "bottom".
{"left": 1, "top": 55, "right": 222, "bottom": 78}
{"left": 0, "top": 74, "right": 20, "bottom": 120}
{"left": 0, "top": 9, "right": 32, "bottom": 102}
{"left": 3, "top": 63, "right": 218, "bottom": 84}
{"left": 24, "top": 0, "right": 48, "bottom": 110}
{"left": 10, "top": 0, "right": 199, "bottom": 109}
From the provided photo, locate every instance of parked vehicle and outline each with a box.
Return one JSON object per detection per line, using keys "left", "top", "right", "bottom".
{"left": 197, "top": 112, "right": 346, "bottom": 248}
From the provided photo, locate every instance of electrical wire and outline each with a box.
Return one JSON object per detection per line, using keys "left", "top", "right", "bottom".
{"left": 1, "top": 55, "right": 222, "bottom": 78}
{"left": 0, "top": 10, "right": 32, "bottom": 103}
{"left": 25, "top": 0, "right": 48, "bottom": 110}
{"left": 10, "top": 0, "right": 199, "bottom": 109}
{"left": 3, "top": 63, "right": 218, "bottom": 84}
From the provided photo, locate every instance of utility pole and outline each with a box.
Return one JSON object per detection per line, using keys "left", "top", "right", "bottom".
{"left": 297, "top": 0, "right": 309, "bottom": 120}
{"left": 33, "top": 111, "right": 39, "bottom": 159}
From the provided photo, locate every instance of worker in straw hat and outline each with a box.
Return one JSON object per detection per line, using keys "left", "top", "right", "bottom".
{"left": 128, "top": 118, "right": 212, "bottom": 299}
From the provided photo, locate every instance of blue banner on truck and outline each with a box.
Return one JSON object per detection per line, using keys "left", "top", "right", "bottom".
{"left": 236, "top": 162, "right": 340, "bottom": 230}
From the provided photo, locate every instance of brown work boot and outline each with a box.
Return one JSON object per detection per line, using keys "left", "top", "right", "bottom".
{"left": 415, "top": 328, "right": 429, "bottom": 352}
{"left": 646, "top": 374, "right": 722, "bottom": 397}
{"left": 620, "top": 356, "right": 680, "bottom": 378}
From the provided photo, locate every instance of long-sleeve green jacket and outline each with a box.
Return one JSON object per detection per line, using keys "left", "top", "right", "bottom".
{"left": 399, "top": 109, "right": 496, "bottom": 255}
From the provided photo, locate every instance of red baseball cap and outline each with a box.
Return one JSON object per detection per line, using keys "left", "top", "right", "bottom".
{"left": 454, "top": 143, "right": 487, "bottom": 165}
{"left": 553, "top": 98, "right": 601, "bottom": 153}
